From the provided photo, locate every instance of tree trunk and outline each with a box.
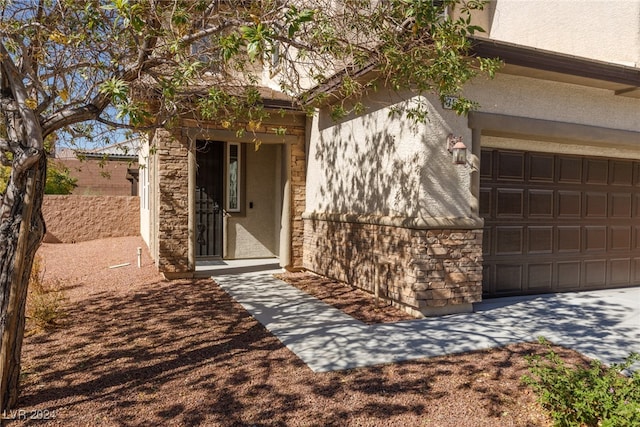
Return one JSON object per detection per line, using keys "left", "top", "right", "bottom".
{"left": 0, "top": 153, "right": 46, "bottom": 412}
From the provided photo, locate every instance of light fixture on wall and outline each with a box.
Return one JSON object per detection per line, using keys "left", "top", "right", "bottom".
{"left": 446, "top": 134, "right": 467, "bottom": 165}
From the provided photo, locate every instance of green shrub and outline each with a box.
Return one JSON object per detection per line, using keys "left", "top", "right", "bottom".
{"left": 0, "top": 161, "right": 77, "bottom": 195}
{"left": 523, "top": 338, "right": 640, "bottom": 427}
{"left": 44, "top": 162, "right": 77, "bottom": 195}
{"left": 26, "top": 256, "right": 67, "bottom": 332}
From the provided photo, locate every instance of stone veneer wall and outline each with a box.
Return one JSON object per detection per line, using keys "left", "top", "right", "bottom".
{"left": 303, "top": 217, "right": 483, "bottom": 317}
{"left": 290, "top": 139, "right": 306, "bottom": 268}
{"left": 42, "top": 195, "right": 139, "bottom": 243}
{"left": 154, "top": 128, "right": 190, "bottom": 275}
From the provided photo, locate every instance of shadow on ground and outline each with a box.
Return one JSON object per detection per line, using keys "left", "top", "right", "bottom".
{"left": 13, "top": 278, "right": 557, "bottom": 427}
{"left": 215, "top": 271, "right": 639, "bottom": 373}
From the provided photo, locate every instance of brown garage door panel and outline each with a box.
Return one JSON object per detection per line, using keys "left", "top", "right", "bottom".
{"left": 609, "top": 258, "right": 631, "bottom": 284}
{"left": 487, "top": 258, "right": 634, "bottom": 293}
{"left": 481, "top": 148, "right": 640, "bottom": 297}
{"left": 528, "top": 263, "right": 553, "bottom": 290}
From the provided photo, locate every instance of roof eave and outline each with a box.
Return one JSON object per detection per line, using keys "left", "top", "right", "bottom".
{"left": 302, "top": 37, "right": 640, "bottom": 104}
{"left": 470, "top": 36, "right": 640, "bottom": 96}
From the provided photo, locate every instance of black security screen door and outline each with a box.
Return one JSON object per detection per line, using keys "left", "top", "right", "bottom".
{"left": 196, "top": 140, "right": 224, "bottom": 258}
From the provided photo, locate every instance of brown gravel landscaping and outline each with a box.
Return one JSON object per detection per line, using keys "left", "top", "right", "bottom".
{"left": 7, "top": 236, "right": 589, "bottom": 426}
{"left": 273, "top": 271, "right": 415, "bottom": 324}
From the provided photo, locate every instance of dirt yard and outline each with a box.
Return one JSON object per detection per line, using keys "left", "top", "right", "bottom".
{"left": 6, "top": 236, "right": 586, "bottom": 426}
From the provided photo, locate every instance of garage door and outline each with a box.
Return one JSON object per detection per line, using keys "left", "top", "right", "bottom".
{"left": 480, "top": 148, "right": 640, "bottom": 297}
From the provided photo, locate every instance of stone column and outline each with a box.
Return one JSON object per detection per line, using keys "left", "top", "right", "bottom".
{"left": 290, "top": 136, "right": 306, "bottom": 268}
{"left": 155, "top": 128, "right": 193, "bottom": 278}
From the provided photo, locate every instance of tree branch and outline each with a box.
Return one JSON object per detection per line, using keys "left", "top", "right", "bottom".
{"left": 40, "top": 102, "right": 102, "bottom": 138}
{"left": 179, "top": 22, "right": 236, "bottom": 45}
{"left": 12, "top": 146, "right": 41, "bottom": 174}
{"left": 40, "top": 57, "right": 165, "bottom": 137}
{"left": 95, "top": 115, "right": 168, "bottom": 132}
{"left": 0, "top": 43, "right": 44, "bottom": 152}
{"left": 198, "top": 1, "right": 222, "bottom": 28}
{"left": 0, "top": 138, "right": 19, "bottom": 153}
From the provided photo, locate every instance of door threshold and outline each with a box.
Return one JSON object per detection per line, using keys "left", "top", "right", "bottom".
{"left": 195, "top": 258, "right": 282, "bottom": 277}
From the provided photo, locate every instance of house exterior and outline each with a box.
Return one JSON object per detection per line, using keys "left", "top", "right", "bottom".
{"left": 139, "top": 89, "right": 307, "bottom": 278}
{"left": 140, "top": 1, "right": 640, "bottom": 317}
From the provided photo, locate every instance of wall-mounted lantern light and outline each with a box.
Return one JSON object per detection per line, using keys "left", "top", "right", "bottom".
{"left": 446, "top": 134, "right": 467, "bottom": 165}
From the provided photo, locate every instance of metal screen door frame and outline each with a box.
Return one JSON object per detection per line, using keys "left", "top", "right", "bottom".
{"left": 195, "top": 140, "right": 225, "bottom": 259}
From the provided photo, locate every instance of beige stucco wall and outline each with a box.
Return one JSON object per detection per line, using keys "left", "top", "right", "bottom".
{"left": 138, "top": 139, "right": 152, "bottom": 248}
{"left": 308, "top": 73, "right": 640, "bottom": 220}
{"left": 484, "top": 0, "right": 640, "bottom": 66}
{"left": 466, "top": 73, "right": 640, "bottom": 134}
{"left": 305, "top": 89, "right": 485, "bottom": 317}
{"left": 226, "top": 143, "right": 280, "bottom": 258}
{"left": 307, "top": 90, "right": 473, "bottom": 220}
{"left": 306, "top": 68, "right": 640, "bottom": 231}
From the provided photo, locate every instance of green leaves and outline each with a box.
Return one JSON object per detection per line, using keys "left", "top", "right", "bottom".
{"left": 285, "top": 6, "right": 315, "bottom": 38}
{"left": 234, "top": 5, "right": 314, "bottom": 62}
{"left": 240, "top": 24, "right": 274, "bottom": 61}
{"left": 197, "top": 87, "right": 269, "bottom": 132}
{"left": 98, "top": 78, "right": 150, "bottom": 126}
{"left": 523, "top": 338, "right": 640, "bottom": 427}
{"left": 103, "top": 0, "right": 147, "bottom": 33}
{"left": 358, "top": 0, "right": 501, "bottom": 119}
{"left": 1, "top": 0, "right": 502, "bottom": 144}
{"left": 0, "top": 162, "right": 76, "bottom": 195}
{"left": 44, "top": 162, "right": 77, "bottom": 195}
{"left": 478, "top": 57, "right": 502, "bottom": 78}
{"left": 219, "top": 33, "right": 242, "bottom": 62}
{"left": 99, "top": 78, "right": 129, "bottom": 103}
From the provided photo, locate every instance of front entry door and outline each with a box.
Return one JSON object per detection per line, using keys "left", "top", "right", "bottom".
{"left": 196, "top": 141, "right": 224, "bottom": 258}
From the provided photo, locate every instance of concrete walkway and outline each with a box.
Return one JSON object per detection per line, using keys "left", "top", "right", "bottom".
{"left": 214, "top": 269, "right": 640, "bottom": 373}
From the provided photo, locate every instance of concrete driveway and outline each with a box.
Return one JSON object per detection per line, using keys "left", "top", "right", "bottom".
{"left": 214, "top": 269, "right": 640, "bottom": 373}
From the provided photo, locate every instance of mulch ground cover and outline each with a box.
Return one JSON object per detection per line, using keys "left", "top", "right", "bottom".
{"left": 7, "top": 237, "right": 588, "bottom": 426}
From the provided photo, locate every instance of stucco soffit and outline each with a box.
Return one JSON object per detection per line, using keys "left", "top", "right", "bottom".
{"left": 182, "top": 127, "right": 300, "bottom": 144}
{"left": 469, "top": 112, "right": 640, "bottom": 147}
{"left": 470, "top": 37, "right": 640, "bottom": 95}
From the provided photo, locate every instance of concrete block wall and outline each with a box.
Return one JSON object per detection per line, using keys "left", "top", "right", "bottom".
{"left": 42, "top": 195, "right": 139, "bottom": 243}
{"left": 303, "top": 217, "right": 483, "bottom": 317}
{"left": 57, "top": 158, "right": 136, "bottom": 196}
